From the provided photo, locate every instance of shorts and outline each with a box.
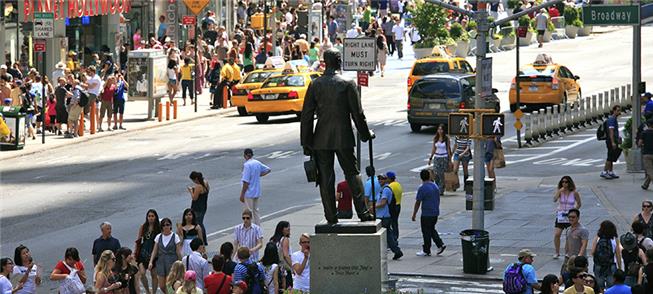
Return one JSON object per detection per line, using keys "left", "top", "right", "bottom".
{"left": 100, "top": 100, "right": 113, "bottom": 117}
{"left": 36, "top": 107, "right": 43, "bottom": 122}
{"left": 68, "top": 104, "right": 83, "bottom": 122}
{"left": 484, "top": 152, "right": 494, "bottom": 164}
{"left": 113, "top": 99, "right": 125, "bottom": 115}
{"left": 537, "top": 29, "right": 545, "bottom": 36}
{"left": 555, "top": 219, "right": 571, "bottom": 229}
{"left": 606, "top": 142, "right": 622, "bottom": 162}
{"left": 168, "top": 79, "right": 177, "bottom": 86}
{"left": 453, "top": 153, "right": 471, "bottom": 163}
{"left": 56, "top": 106, "right": 68, "bottom": 123}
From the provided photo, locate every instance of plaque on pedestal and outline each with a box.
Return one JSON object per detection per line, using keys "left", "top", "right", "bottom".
{"left": 311, "top": 220, "right": 389, "bottom": 294}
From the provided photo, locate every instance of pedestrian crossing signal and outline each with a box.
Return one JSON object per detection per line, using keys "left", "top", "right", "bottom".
{"left": 448, "top": 113, "right": 473, "bottom": 136}
{"left": 481, "top": 113, "right": 505, "bottom": 137}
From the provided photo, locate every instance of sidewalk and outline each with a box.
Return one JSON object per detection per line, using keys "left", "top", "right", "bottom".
{"left": 205, "top": 164, "right": 648, "bottom": 281}
{"left": 0, "top": 91, "right": 236, "bottom": 161}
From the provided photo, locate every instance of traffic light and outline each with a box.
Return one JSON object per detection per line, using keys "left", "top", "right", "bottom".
{"left": 481, "top": 113, "right": 505, "bottom": 137}
{"left": 448, "top": 113, "right": 473, "bottom": 136}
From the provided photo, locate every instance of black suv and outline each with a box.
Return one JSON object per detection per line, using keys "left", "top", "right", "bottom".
{"left": 407, "top": 73, "right": 500, "bottom": 132}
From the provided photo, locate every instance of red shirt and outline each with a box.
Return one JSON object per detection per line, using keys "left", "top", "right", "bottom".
{"left": 54, "top": 260, "right": 85, "bottom": 275}
{"left": 336, "top": 180, "right": 353, "bottom": 211}
{"left": 204, "top": 272, "right": 232, "bottom": 294}
{"left": 101, "top": 85, "right": 115, "bottom": 102}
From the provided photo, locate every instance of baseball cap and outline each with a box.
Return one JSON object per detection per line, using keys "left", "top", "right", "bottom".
{"left": 644, "top": 92, "right": 652, "bottom": 98}
{"left": 3, "top": 98, "right": 11, "bottom": 104}
{"left": 0, "top": 65, "right": 6, "bottom": 70}
{"left": 386, "top": 171, "right": 396, "bottom": 179}
{"left": 184, "top": 270, "right": 197, "bottom": 281}
{"left": 518, "top": 249, "right": 536, "bottom": 259}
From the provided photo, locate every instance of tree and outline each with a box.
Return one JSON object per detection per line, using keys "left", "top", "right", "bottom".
{"left": 409, "top": 0, "right": 451, "bottom": 48}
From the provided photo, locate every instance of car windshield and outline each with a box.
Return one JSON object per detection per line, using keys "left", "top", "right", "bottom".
{"left": 412, "top": 62, "right": 450, "bottom": 76}
{"left": 519, "top": 66, "right": 555, "bottom": 76}
{"left": 411, "top": 78, "right": 461, "bottom": 98}
{"left": 244, "top": 71, "right": 280, "bottom": 83}
{"left": 262, "top": 75, "right": 306, "bottom": 88}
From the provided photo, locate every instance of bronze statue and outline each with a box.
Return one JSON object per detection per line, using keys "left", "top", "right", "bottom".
{"left": 300, "top": 48, "right": 375, "bottom": 224}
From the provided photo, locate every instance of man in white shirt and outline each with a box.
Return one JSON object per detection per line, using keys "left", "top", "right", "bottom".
{"left": 85, "top": 66, "right": 102, "bottom": 117}
{"left": 535, "top": 9, "right": 549, "bottom": 48}
{"left": 240, "top": 148, "right": 271, "bottom": 225}
{"left": 292, "top": 233, "right": 311, "bottom": 292}
{"left": 285, "top": 8, "right": 295, "bottom": 25}
{"left": 391, "top": 18, "right": 405, "bottom": 59}
{"left": 182, "top": 238, "right": 210, "bottom": 289}
{"left": 346, "top": 23, "right": 359, "bottom": 38}
{"left": 233, "top": 209, "right": 264, "bottom": 261}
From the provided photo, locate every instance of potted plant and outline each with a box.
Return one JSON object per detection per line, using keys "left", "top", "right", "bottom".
{"left": 499, "top": 22, "right": 516, "bottom": 49}
{"left": 543, "top": 20, "right": 554, "bottom": 42}
{"left": 507, "top": 0, "right": 520, "bottom": 15}
{"left": 564, "top": 5, "right": 579, "bottom": 38}
{"left": 577, "top": 8, "right": 592, "bottom": 37}
{"left": 491, "top": 33, "right": 503, "bottom": 50}
{"left": 467, "top": 20, "right": 477, "bottom": 32}
{"left": 409, "top": 0, "right": 450, "bottom": 59}
{"left": 517, "top": 15, "right": 534, "bottom": 46}
{"left": 450, "top": 22, "right": 470, "bottom": 57}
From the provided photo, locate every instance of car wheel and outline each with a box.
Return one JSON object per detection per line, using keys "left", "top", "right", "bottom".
{"left": 410, "top": 123, "right": 421, "bottom": 133}
{"left": 256, "top": 114, "right": 269, "bottom": 123}
{"left": 237, "top": 107, "right": 248, "bottom": 116}
{"left": 510, "top": 103, "right": 517, "bottom": 113}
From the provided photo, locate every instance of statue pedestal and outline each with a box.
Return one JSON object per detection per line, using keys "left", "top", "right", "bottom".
{"left": 311, "top": 220, "right": 388, "bottom": 294}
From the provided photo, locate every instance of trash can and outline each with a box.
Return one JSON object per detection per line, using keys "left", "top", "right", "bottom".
{"left": 0, "top": 106, "right": 26, "bottom": 150}
{"left": 460, "top": 229, "right": 490, "bottom": 274}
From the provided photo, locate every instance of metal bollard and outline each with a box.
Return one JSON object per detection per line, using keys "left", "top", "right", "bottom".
{"left": 158, "top": 103, "right": 163, "bottom": 122}
{"left": 552, "top": 104, "right": 561, "bottom": 135}
{"left": 591, "top": 94, "right": 598, "bottom": 123}
{"left": 166, "top": 101, "right": 170, "bottom": 121}
{"left": 604, "top": 91, "right": 611, "bottom": 117}
{"left": 584, "top": 97, "right": 591, "bottom": 125}
{"left": 532, "top": 110, "right": 540, "bottom": 142}
{"left": 524, "top": 113, "right": 532, "bottom": 145}
{"left": 545, "top": 106, "right": 553, "bottom": 137}
{"left": 598, "top": 92, "right": 604, "bottom": 118}
{"left": 539, "top": 108, "right": 547, "bottom": 140}
{"left": 578, "top": 98, "right": 585, "bottom": 127}
{"left": 610, "top": 89, "right": 616, "bottom": 110}
{"left": 78, "top": 111, "right": 84, "bottom": 137}
{"left": 620, "top": 85, "right": 627, "bottom": 110}
{"left": 559, "top": 104, "right": 567, "bottom": 134}
{"left": 173, "top": 100, "right": 178, "bottom": 119}
{"left": 627, "top": 83, "right": 633, "bottom": 110}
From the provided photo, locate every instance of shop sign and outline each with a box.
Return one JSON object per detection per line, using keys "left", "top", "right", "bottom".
{"left": 24, "top": 0, "right": 132, "bottom": 21}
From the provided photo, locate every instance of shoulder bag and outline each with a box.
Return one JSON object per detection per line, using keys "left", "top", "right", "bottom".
{"left": 59, "top": 262, "right": 86, "bottom": 294}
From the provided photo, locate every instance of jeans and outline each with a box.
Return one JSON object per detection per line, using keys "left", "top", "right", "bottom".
{"left": 381, "top": 217, "right": 401, "bottom": 254}
{"left": 390, "top": 205, "right": 401, "bottom": 240}
{"left": 594, "top": 263, "right": 616, "bottom": 290}
{"left": 385, "top": 35, "right": 395, "bottom": 56}
{"left": 181, "top": 80, "right": 194, "bottom": 100}
{"left": 420, "top": 216, "right": 444, "bottom": 254}
{"left": 193, "top": 210, "right": 208, "bottom": 245}
{"left": 395, "top": 39, "right": 403, "bottom": 59}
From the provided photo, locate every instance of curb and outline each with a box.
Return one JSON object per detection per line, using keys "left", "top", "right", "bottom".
{"left": 0, "top": 107, "right": 238, "bottom": 161}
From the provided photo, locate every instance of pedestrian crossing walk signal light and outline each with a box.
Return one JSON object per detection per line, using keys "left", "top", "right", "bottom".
{"left": 481, "top": 113, "right": 505, "bottom": 137}
{"left": 448, "top": 113, "right": 473, "bottom": 136}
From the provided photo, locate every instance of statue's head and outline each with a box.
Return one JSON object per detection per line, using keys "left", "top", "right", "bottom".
{"left": 323, "top": 48, "right": 341, "bottom": 71}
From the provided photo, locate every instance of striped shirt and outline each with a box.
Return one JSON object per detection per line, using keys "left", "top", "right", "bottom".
{"left": 454, "top": 137, "right": 471, "bottom": 156}
{"left": 234, "top": 223, "right": 263, "bottom": 261}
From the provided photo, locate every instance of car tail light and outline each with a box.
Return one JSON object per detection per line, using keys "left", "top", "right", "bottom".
{"left": 407, "top": 78, "right": 413, "bottom": 89}
{"left": 459, "top": 101, "right": 466, "bottom": 109}
{"left": 407, "top": 98, "right": 411, "bottom": 111}
{"left": 510, "top": 77, "right": 516, "bottom": 89}
{"left": 247, "top": 93, "right": 254, "bottom": 101}
{"left": 288, "top": 91, "right": 298, "bottom": 99}
{"left": 551, "top": 78, "right": 559, "bottom": 90}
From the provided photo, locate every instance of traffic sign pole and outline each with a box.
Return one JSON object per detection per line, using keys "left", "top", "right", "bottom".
{"left": 515, "top": 25, "right": 522, "bottom": 148}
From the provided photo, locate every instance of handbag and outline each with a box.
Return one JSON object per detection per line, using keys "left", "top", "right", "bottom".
{"left": 59, "top": 262, "right": 86, "bottom": 294}
{"left": 556, "top": 211, "right": 569, "bottom": 224}
{"left": 304, "top": 156, "right": 318, "bottom": 183}
{"left": 493, "top": 149, "right": 506, "bottom": 168}
{"left": 444, "top": 171, "right": 460, "bottom": 192}
{"left": 134, "top": 229, "right": 142, "bottom": 262}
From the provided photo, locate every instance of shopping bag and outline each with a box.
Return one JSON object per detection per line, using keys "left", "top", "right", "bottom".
{"left": 444, "top": 171, "right": 460, "bottom": 191}
{"left": 0, "top": 117, "right": 10, "bottom": 137}
{"left": 493, "top": 149, "right": 506, "bottom": 168}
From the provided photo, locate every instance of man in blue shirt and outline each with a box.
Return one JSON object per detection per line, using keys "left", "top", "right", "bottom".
{"left": 605, "top": 270, "right": 631, "bottom": 294}
{"left": 503, "top": 249, "right": 540, "bottom": 294}
{"left": 601, "top": 105, "right": 622, "bottom": 179}
{"left": 240, "top": 148, "right": 271, "bottom": 225}
{"left": 364, "top": 174, "right": 382, "bottom": 210}
{"left": 327, "top": 16, "right": 339, "bottom": 43}
{"left": 643, "top": 92, "right": 653, "bottom": 115}
{"left": 411, "top": 169, "right": 446, "bottom": 256}
{"left": 375, "top": 175, "right": 403, "bottom": 260}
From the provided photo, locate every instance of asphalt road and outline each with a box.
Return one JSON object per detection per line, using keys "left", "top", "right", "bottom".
{"left": 1, "top": 26, "right": 651, "bottom": 291}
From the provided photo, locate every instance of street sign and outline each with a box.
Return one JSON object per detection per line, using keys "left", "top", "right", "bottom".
{"left": 582, "top": 5, "right": 640, "bottom": 25}
{"left": 516, "top": 26, "right": 528, "bottom": 38}
{"left": 448, "top": 113, "right": 473, "bottom": 136}
{"left": 34, "top": 40, "right": 46, "bottom": 52}
{"left": 357, "top": 72, "right": 369, "bottom": 87}
{"left": 183, "top": 0, "right": 210, "bottom": 16}
{"left": 514, "top": 120, "right": 523, "bottom": 130}
{"left": 479, "top": 57, "right": 492, "bottom": 97}
{"left": 481, "top": 113, "right": 505, "bottom": 136}
{"left": 182, "top": 16, "right": 196, "bottom": 25}
{"left": 342, "top": 38, "right": 377, "bottom": 72}
{"left": 34, "top": 12, "right": 54, "bottom": 39}
{"left": 513, "top": 109, "right": 523, "bottom": 120}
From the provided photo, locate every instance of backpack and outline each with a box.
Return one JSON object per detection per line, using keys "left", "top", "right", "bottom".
{"left": 503, "top": 263, "right": 528, "bottom": 294}
{"left": 597, "top": 120, "right": 608, "bottom": 140}
{"left": 594, "top": 237, "right": 615, "bottom": 266}
{"left": 245, "top": 263, "right": 267, "bottom": 294}
{"left": 386, "top": 186, "right": 399, "bottom": 218}
{"left": 622, "top": 247, "right": 643, "bottom": 276}
{"left": 78, "top": 90, "right": 89, "bottom": 107}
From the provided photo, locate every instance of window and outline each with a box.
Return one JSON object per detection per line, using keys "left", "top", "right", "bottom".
{"left": 262, "top": 75, "right": 306, "bottom": 88}
{"left": 519, "top": 66, "right": 555, "bottom": 76}
{"left": 412, "top": 62, "right": 450, "bottom": 76}
{"left": 411, "top": 78, "right": 461, "bottom": 99}
{"left": 244, "top": 71, "right": 281, "bottom": 83}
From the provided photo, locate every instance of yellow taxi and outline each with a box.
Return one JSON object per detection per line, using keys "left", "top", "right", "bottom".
{"left": 232, "top": 69, "right": 283, "bottom": 116}
{"left": 508, "top": 60, "right": 581, "bottom": 112}
{"left": 245, "top": 72, "right": 320, "bottom": 123}
{"left": 407, "top": 47, "right": 474, "bottom": 95}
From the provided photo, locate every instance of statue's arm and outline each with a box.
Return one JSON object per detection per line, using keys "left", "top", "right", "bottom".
{"left": 346, "top": 81, "right": 372, "bottom": 141}
{"left": 300, "top": 82, "right": 317, "bottom": 148}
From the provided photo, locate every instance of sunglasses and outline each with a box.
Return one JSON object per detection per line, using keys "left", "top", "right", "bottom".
{"left": 644, "top": 205, "right": 652, "bottom": 208}
{"left": 575, "top": 274, "right": 587, "bottom": 279}
{"left": 300, "top": 241, "right": 310, "bottom": 244}
{"left": 162, "top": 223, "right": 172, "bottom": 227}
{"left": 242, "top": 217, "right": 251, "bottom": 220}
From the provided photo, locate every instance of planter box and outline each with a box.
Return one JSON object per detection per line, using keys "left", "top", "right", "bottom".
{"left": 565, "top": 25, "right": 579, "bottom": 39}
{"left": 455, "top": 40, "right": 470, "bottom": 57}
{"left": 446, "top": 44, "right": 457, "bottom": 55}
{"left": 413, "top": 47, "right": 432, "bottom": 59}
{"left": 578, "top": 26, "right": 592, "bottom": 37}
{"left": 500, "top": 35, "right": 516, "bottom": 50}
{"left": 491, "top": 38, "right": 502, "bottom": 50}
{"left": 543, "top": 30, "right": 553, "bottom": 42}
{"left": 518, "top": 31, "right": 533, "bottom": 46}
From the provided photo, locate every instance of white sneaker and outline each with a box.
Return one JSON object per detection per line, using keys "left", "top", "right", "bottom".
{"left": 600, "top": 171, "right": 609, "bottom": 179}
{"left": 416, "top": 251, "right": 431, "bottom": 257}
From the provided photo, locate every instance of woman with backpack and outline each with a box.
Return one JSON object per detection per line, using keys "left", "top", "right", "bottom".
{"left": 591, "top": 220, "right": 622, "bottom": 290}
{"left": 258, "top": 243, "right": 279, "bottom": 294}
{"left": 619, "top": 232, "right": 647, "bottom": 286}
